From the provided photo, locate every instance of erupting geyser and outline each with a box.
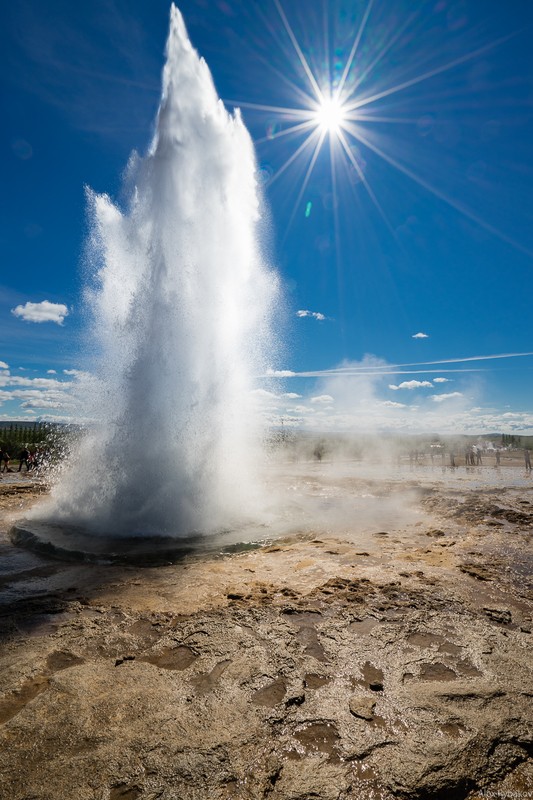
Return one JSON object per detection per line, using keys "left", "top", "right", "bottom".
{"left": 33, "top": 5, "right": 279, "bottom": 540}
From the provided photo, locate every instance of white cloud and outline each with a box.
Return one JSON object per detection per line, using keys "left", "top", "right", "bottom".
{"left": 0, "top": 365, "right": 80, "bottom": 416}
{"left": 47, "top": 369, "right": 57, "bottom": 374}
{"left": 431, "top": 392, "right": 464, "bottom": 402}
{"left": 266, "top": 368, "right": 296, "bottom": 378}
{"left": 21, "top": 398, "right": 64, "bottom": 409}
{"left": 11, "top": 300, "right": 69, "bottom": 325}
{"left": 0, "top": 375, "right": 69, "bottom": 389}
{"left": 0, "top": 361, "right": 8, "bottom": 369}
{"left": 283, "top": 392, "right": 301, "bottom": 399}
{"left": 296, "top": 309, "right": 326, "bottom": 321}
{"left": 380, "top": 400, "right": 407, "bottom": 408}
{"left": 310, "top": 394, "right": 334, "bottom": 404}
{"left": 412, "top": 332, "right": 429, "bottom": 339}
{"left": 1, "top": 383, "right": 77, "bottom": 411}
{"left": 389, "top": 380, "right": 433, "bottom": 391}
{"left": 433, "top": 377, "right": 450, "bottom": 383}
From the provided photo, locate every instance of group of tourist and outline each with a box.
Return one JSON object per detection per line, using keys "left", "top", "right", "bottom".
{"left": 0, "top": 446, "right": 45, "bottom": 474}
{"left": 464, "top": 444, "right": 484, "bottom": 465}
{"left": 409, "top": 446, "right": 533, "bottom": 470}
{"left": 449, "top": 448, "right": 532, "bottom": 470}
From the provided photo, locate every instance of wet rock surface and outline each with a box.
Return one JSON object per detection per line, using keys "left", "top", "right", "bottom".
{"left": 0, "top": 472, "right": 532, "bottom": 799}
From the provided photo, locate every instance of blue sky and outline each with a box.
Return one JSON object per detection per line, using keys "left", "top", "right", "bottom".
{"left": 2, "top": 0, "right": 533, "bottom": 433}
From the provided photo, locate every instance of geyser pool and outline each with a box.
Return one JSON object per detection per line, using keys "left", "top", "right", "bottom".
{"left": 27, "top": 5, "right": 279, "bottom": 543}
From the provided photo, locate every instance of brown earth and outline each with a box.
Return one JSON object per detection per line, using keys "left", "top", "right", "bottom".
{"left": 0, "top": 468, "right": 532, "bottom": 799}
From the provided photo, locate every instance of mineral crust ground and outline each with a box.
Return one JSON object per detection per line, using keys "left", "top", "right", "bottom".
{"left": 0, "top": 465, "right": 532, "bottom": 799}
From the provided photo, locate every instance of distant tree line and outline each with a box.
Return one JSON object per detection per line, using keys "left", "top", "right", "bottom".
{"left": 501, "top": 433, "right": 522, "bottom": 447}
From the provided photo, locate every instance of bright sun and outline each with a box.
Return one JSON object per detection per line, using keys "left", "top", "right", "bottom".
{"left": 314, "top": 95, "right": 346, "bottom": 134}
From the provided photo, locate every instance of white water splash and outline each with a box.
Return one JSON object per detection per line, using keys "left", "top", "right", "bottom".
{"left": 40, "top": 5, "right": 279, "bottom": 536}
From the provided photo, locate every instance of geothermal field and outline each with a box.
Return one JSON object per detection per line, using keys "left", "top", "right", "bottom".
{"left": 0, "top": 457, "right": 532, "bottom": 799}
{"left": 1, "top": 4, "right": 532, "bottom": 800}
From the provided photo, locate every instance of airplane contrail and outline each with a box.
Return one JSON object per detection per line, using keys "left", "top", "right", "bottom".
{"left": 266, "top": 351, "right": 533, "bottom": 378}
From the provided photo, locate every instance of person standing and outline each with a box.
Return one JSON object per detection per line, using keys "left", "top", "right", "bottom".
{"left": 0, "top": 448, "right": 10, "bottom": 473}
{"left": 18, "top": 446, "right": 31, "bottom": 472}
{"left": 524, "top": 449, "right": 532, "bottom": 471}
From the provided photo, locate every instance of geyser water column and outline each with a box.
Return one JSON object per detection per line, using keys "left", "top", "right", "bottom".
{"left": 33, "top": 5, "right": 279, "bottom": 542}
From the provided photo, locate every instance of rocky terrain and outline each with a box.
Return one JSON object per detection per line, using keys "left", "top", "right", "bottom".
{"left": 0, "top": 467, "right": 532, "bottom": 799}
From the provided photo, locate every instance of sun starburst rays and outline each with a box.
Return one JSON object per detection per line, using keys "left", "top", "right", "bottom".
{"left": 272, "top": 0, "right": 322, "bottom": 103}
{"left": 222, "top": 0, "right": 529, "bottom": 257}
{"left": 225, "top": 0, "right": 377, "bottom": 220}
